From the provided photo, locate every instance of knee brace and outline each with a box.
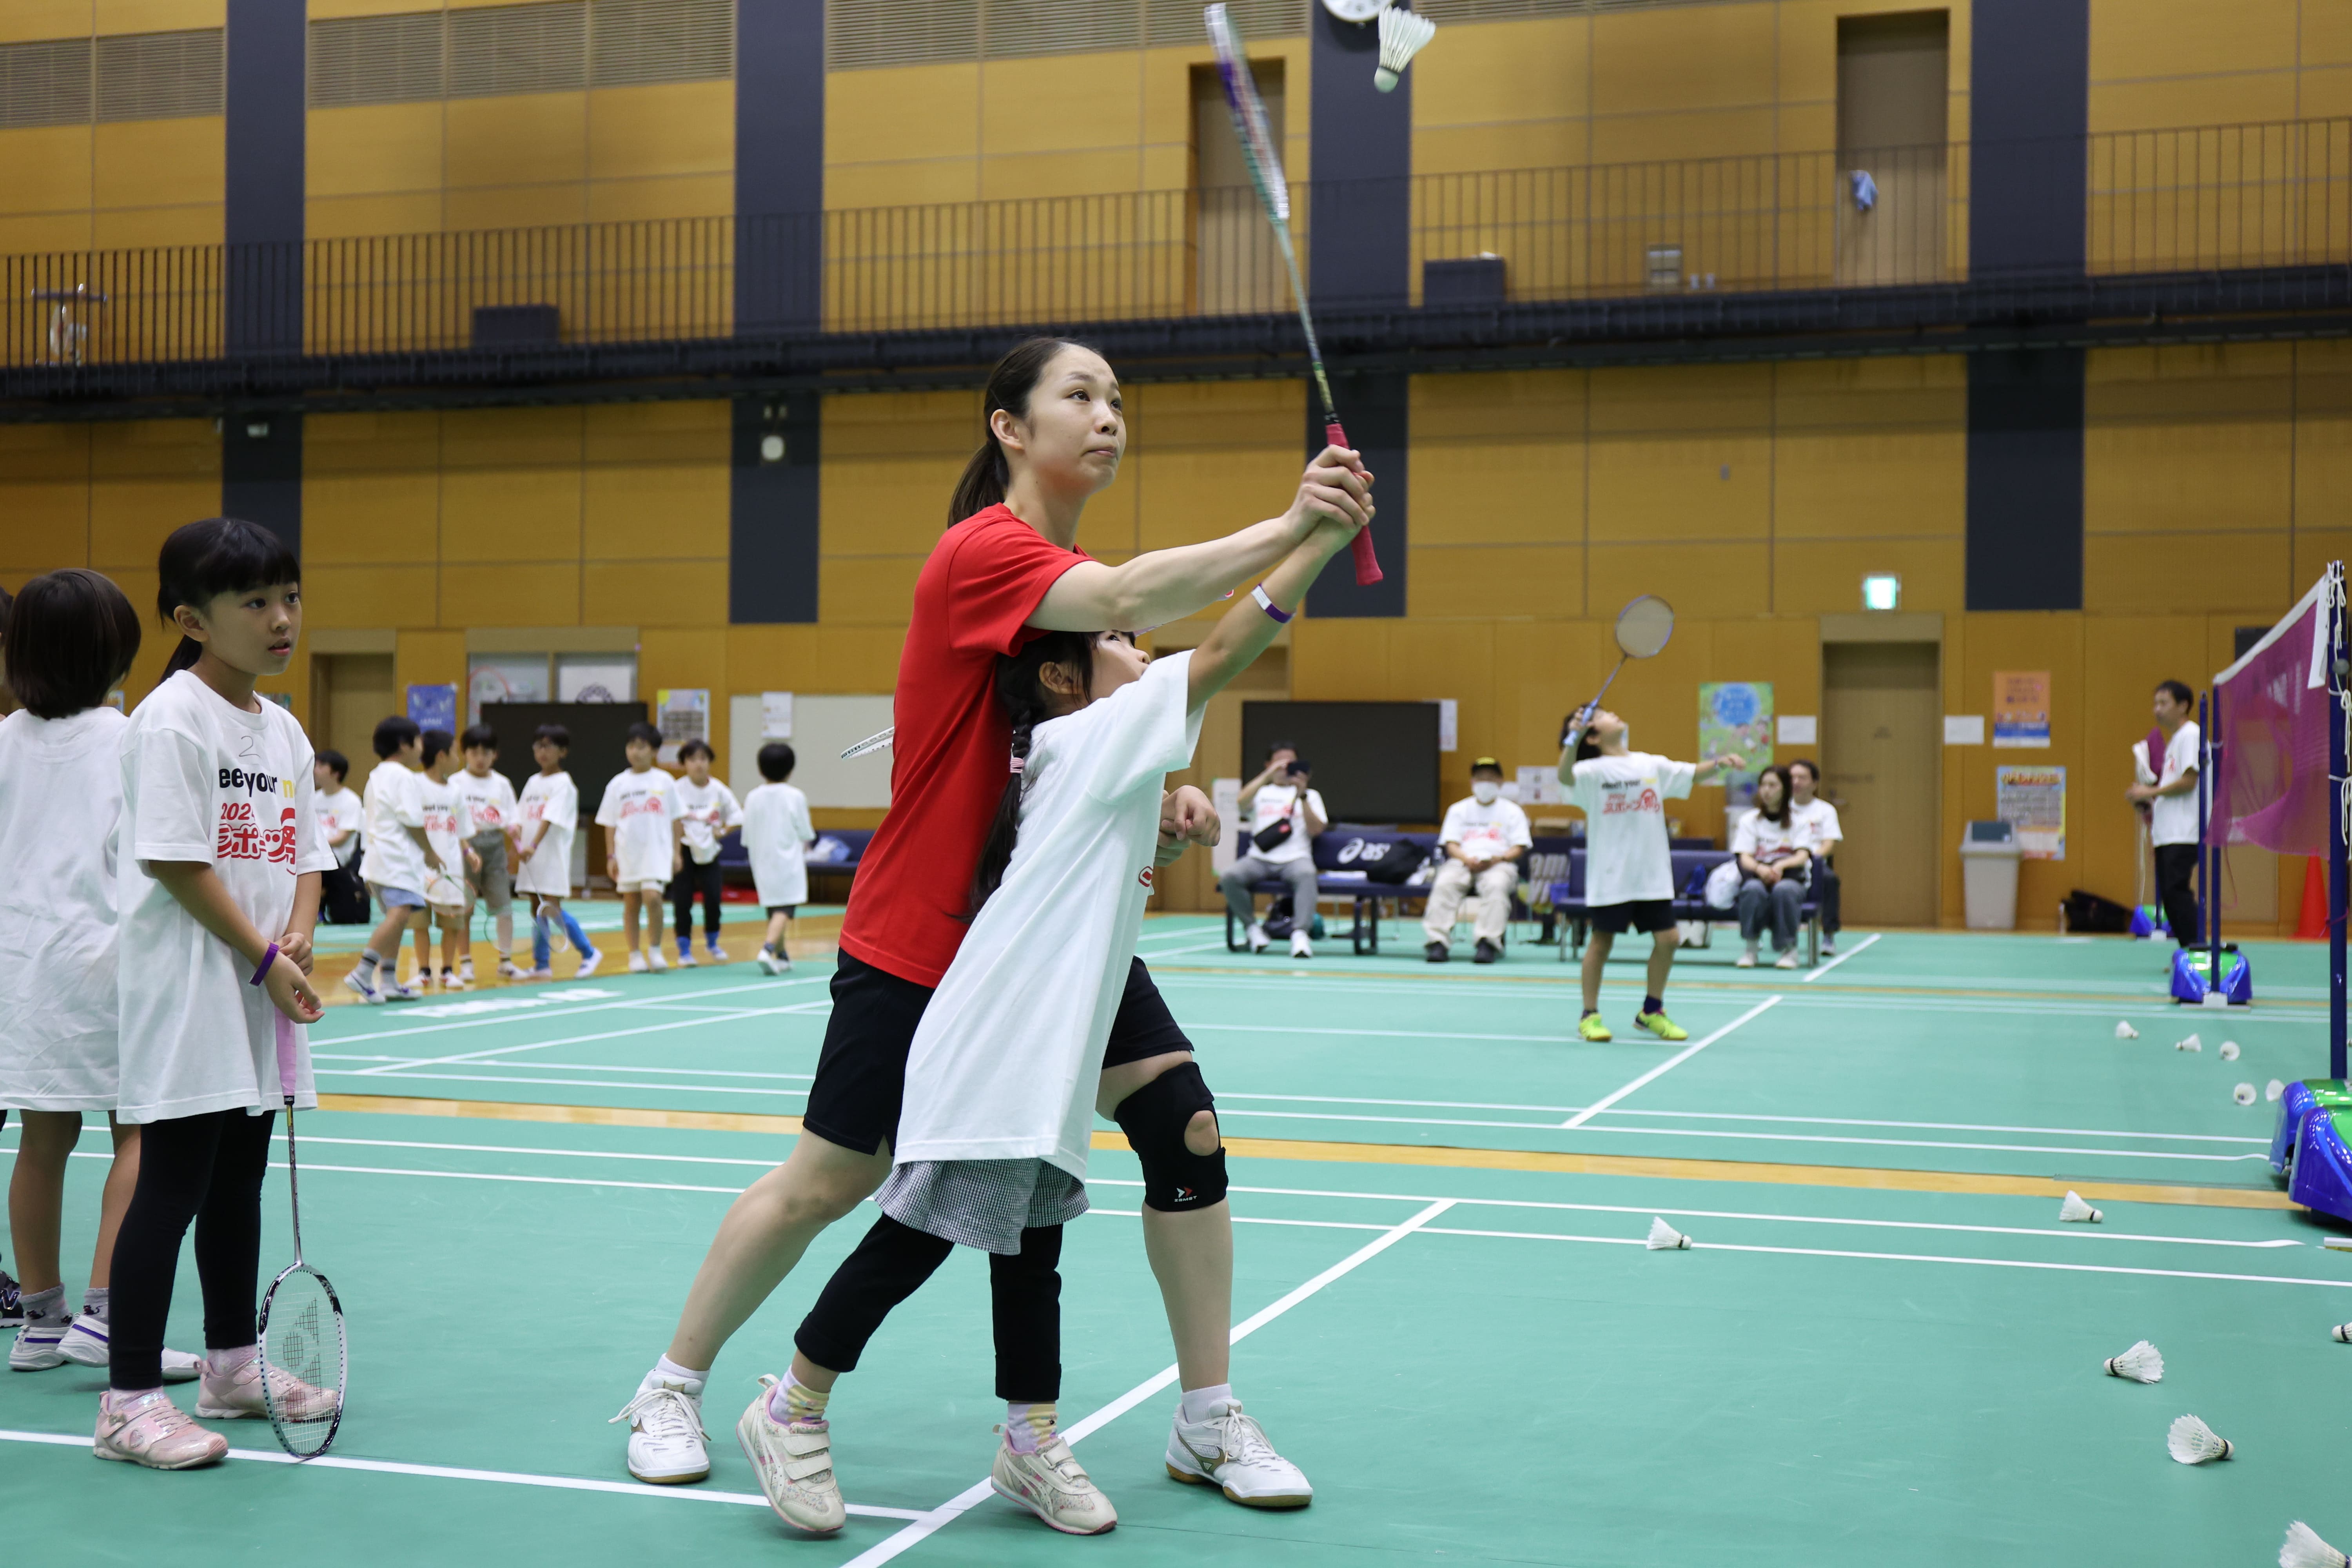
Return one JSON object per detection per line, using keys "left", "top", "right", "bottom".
{"left": 1113, "top": 1062, "right": 1227, "bottom": 1212}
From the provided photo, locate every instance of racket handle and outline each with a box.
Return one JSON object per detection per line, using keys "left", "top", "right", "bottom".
{"left": 1323, "top": 419, "right": 1383, "bottom": 585}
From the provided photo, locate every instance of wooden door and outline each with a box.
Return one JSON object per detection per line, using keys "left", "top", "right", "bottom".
{"left": 312, "top": 653, "right": 394, "bottom": 770}
{"left": 1822, "top": 641, "right": 1940, "bottom": 927}
{"left": 1835, "top": 11, "right": 1949, "bottom": 285}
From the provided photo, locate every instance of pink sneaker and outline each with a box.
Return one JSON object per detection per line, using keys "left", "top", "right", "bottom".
{"left": 94, "top": 1390, "right": 228, "bottom": 1469}
{"left": 195, "top": 1352, "right": 339, "bottom": 1422}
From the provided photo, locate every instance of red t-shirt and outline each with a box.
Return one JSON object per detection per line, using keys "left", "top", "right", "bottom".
{"left": 836, "top": 505, "right": 1090, "bottom": 987}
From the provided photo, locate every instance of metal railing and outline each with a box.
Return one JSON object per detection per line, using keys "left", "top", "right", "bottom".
{"left": 3, "top": 116, "right": 2348, "bottom": 371}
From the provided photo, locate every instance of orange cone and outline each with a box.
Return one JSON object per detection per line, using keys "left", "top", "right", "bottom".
{"left": 2298, "top": 855, "right": 2330, "bottom": 940}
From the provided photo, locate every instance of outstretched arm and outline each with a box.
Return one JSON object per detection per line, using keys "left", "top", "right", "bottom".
{"left": 1186, "top": 522, "right": 1358, "bottom": 711}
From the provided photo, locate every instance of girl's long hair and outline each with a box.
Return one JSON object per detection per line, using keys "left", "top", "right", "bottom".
{"left": 156, "top": 517, "right": 300, "bottom": 677}
{"left": 1753, "top": 763, "right": 1795, "bottom": 827}
{"left": 964, "top": 630, "right": 1098, "bottom": 916}
{"left": 949, "top": 336, "right": 1100, "bottom": 524}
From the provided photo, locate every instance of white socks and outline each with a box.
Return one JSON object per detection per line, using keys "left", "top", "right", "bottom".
{"left": 20, "top": 1285, "right": 67, "bottom": 1327}
{"left": 650, "top": 1354, "right": 704, "bottom": 1392}
{"left": 205, "top": 1344, "right": 258, "bottom": 1377}
{"left": 1179, "top": 1383, "right": 1235, "bottom": 1424}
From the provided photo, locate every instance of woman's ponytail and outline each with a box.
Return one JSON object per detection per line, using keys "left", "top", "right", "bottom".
{"left": 947, "top": 335, "right": 1100, "bottom": 526}
{"left": 963, "top": 631, "right": 1097, "bottom": 916}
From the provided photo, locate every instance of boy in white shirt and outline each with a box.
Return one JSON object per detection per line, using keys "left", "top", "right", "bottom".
{"left": 669, "top": 738, "right": 742, "bottom": 968}
{"left": 417, "top": 728, "right": 477, "bottom": 989}
{"left": 2127, "top": 678, "right": 2203, "bottom": 948}
{"left": 1422, "top": 756, "right": 1532, "bottom": 964}
{"left": 1785, "top": 759, "right": 1843, "bottom": 955}
{"left": 741, "top": 741, "right": 816, "bottom": 975}
{"left": 455, "top": 723, "right": 524, "bottom": 982}
{"left": 312, "top": 748, "right": 369, "bottom": 925}
{"left": 515, "top": 723, "right": 599, "bottom": 980}
{"left": 348, "top": 715, "right": 441, "bottom": 1003}
{"left": 597, "top": 721, "right": 684, "bottom": 973}
{"left": 1557, "top": 707, "right": 1744, "bottom": 1043}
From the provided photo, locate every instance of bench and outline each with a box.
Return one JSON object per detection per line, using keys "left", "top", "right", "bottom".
{"left": 1545, "top": 848, "right": 1823, "bottom": 966}
{"left": 1222, "top": 829, "right": 1444, "bottom": 955}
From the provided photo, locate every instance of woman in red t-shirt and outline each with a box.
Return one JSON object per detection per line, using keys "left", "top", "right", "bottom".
{"left": 614, "top": 338, "right": 1371, "bottom": 1528}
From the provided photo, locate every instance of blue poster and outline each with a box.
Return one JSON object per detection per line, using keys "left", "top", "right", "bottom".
{"left": 407, "top": 682, "right": 457, "bottom": 734}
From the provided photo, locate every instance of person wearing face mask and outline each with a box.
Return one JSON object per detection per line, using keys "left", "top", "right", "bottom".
{"left": 1423, "top": 757, "right": 1532, "bottom": 964}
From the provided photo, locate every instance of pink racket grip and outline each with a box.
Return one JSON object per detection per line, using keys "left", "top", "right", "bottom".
{"left": 1323, "top": 420, "right": 1383, "bottom": 585}
{"left": 274, "top": 1012, "right": 298, "bottom": 1099}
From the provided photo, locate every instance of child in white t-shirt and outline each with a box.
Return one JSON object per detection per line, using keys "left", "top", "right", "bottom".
{"left": 1557, "top": 706, "right": 1743, "bottom": 1044}
{"left": 515, "top": 723, "right": 599, "bottom": 980}
{"left": 310, "top": 748, "right": 369, "bottom": 926}
{"left": 417, "top": 728, "right": 477, "bottom": 989}
{"left": 348, "top": 715, "right": 439, "bottom": 1004}
{"left": 454, "top": 723, "right": 524, "bottom": 982}
{"left": 596, "top": 721, "right": 683, "bottom": 973}
{"left": 740, "top": 741, "right": 816, "bottom": 975}
{"left": 668, "top": 738, "right": 742, "bottom": 968}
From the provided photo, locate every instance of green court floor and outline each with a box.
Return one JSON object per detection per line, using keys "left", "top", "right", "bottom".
{"left": 3, "top": 923, "right": 2344, "bottom": 1565}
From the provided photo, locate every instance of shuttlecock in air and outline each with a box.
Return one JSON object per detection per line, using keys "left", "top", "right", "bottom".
{"left": 2060, "top": 1191, "right": 2103, "bottom": 1224}
{"left": 1646, "top": 1216, "right": 1691, "bottom": 1250}
{"left": 1372, "top": 3, "right": 1435, "bottom": 91}
{"left": 2220, "top": 1040, "right": 2241, "bottom": 1061}
{"left": 2236, "top": 1082, "right": 2260, "bottom": 1105}
{"left": 2167, "top": 1414, "right": 2234, "bottom": 1464}
{"left": 2102, "top": 1339, "right": 2163, "bottom": 1383}
{"left": 2282, "top": 1521, "right": 2350, "bottom": 1568}
{"left": 2176, "top": 1033, "right": 2203, "bottom": 1053}
{"left": 2271, "top": 1079, "right": 2289, "bottom": 1102}
{"left": 2115, "top": 1020, "right": 2140, "bottom": 1039}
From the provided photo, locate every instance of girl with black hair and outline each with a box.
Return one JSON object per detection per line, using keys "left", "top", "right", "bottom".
{"left": 1731, "top": 764, "right": 1810, "bottom": 968}
{"left": 100, "top": 517, "right": 339, "bottom": 1468}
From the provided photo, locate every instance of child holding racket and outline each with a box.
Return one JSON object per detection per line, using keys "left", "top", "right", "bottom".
{"left": 98, "top": 517, "right": 339, "bottom": 1470}
{"left": 1557, "top": 707, "right": 1743, "bottom": 1042}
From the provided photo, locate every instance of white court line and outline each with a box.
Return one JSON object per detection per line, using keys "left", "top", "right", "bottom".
{"left": 1800, "top": 931, "right": 1882, "bottom": 981}
{"left": 325, "top": 1058, "right": 816, "bottom": 1084}
{"left": 1561, "top": 996, "right": 1782, "bottom": 1129}
{"left": 318, "top": 975, "right": 828, "bottom": 1043}
{"left": 350, "top": 1002, "right": 829, "bottom": 1075}
{"left": 0, "top": 1428, "right": 922, "bottom": 1517}
{"left": 837, "top": 1198, "right": 1458, "bottom": 1567}
{"left": 317, "top": 1069, "right": 815, "bottom": 1099}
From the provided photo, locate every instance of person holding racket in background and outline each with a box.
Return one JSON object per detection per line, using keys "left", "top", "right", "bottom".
{"left": 614, "top": 336, "right": 1371, "bottom": 1525}
{"left": 97, "top": 518, "right": 339, "bottom": 1470}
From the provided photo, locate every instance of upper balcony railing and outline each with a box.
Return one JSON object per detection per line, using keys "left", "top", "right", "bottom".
{"left": 4, "top": 116, "right": 2348, "bottom": 372}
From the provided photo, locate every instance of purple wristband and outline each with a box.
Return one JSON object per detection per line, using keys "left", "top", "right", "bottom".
{"left": 250, "top": 942, "right": 280, "bottom": 987}
{"left": 1252, "top": 584, "right": 1294, "bottom": 624}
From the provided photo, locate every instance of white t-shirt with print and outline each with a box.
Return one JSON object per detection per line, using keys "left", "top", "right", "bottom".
{"left": 1565, "top": 751, "right": 1696, "bottom": 907}
{"left": 2151, "top": 720, "right": 2203, "bottom": 847}
{"left": 741, "top": 781, "right": 815, "bottom": 907}
{"left": 894, "top": 652, "right": 1203, "bottom": 1176}
{"left": 1788, "top": 797, "right": 1842, "bottom": 855}
{"left": 1439, "top": 795, "right": 1532, "bottom": 864}
{"left": 419, "top": 775, "right": 474, "bottom": 907}
{"left": 115, "top": 670, "right": 335, "bottom": 1124}
{"left": 1732, "top": 808, "right": 1808, "bottom": 864}
{"left": 597, "top": 768, "right": 681, "bottom": 885}
{"left": 317, "top": 785, "right": 363, "bottom": 867}
{"left": 675, "top": 777, "right": 744, "bottom": 865}
{"left": 454, "top": 767, "right": 518, "bottom": 845}
{"left": 1245, "top": 783, "right": 1325, "bottom": 866}
{"left": 514, "top": 771, "right": 578, "bottom": 898}
{"left": 0, "top": 706, "right": 129, "bottom": 1111}
{"left": 358, "top": 758, "right": 428, "bottom": 893}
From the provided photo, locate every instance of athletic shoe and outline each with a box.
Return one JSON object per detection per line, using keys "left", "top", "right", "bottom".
{"left": 575, "top": 949, "right": 603, "bottom": 979}
{"left": 1474, "top": 938, "right": 1500, "bottom": 965}
{"left": 648, "top": 946, "right": 669, "bottom": 972}
{"left": 1634, "top": 1010, "right": 1688, "bottom": 1042}
{"left": 705, "top": 942, "right": 728, "bottom": 965}
{"left": 993, "top": 1433, "right": 1117, "bottom": 1534}
{"left": 1821, "top": 937, "right": 1838, "bottom": 956}
{"left": 678, "top": 948, "right": 698, "bottom": 968}
{"left": 610, "top": 1368, "right": 709, "bottom": 1485}
{"left": 93, "top": 1390, "right": 226, "bottom": 1470}
{"left": 757, "top": 947, "right": 783, "bottom": 976}
{"left": 440, "top": 967, "right": 467, "bottom": 991}
{"left": 1773, "top": 950, "right": 1799, "bottom": 970}
{"left": 344, "top": 967, "right": 385, "bottom": 1004}
{"left": 194, "top": 1352, "right": 338, "bottom": 1422}
{"left": 498, "top": 960, "right": 529, "bottom": 980}
{"left": 1424, "top": 941, "right": 1449, "bottom": 964}
{"left": 525, "top": 966, "right": 555, "bottom": 981}
{"left": 0, "top": 1269, "right": 20, "bottom": 1327}
{"left": 1247, "top": 922, "right": 1270, "bottom": 954}
{"left": 1289, "top": 931, "right": 1313, "bottom": 959}
{"left": 628, "top": 953, "right": 649, "bottom": 974}
{"left": 10, "top": 1319, "right": 67, "bottom": 1370}
{"left": 386, "top": 978, "right": 426, "bottom": 1002}
{"left": 56, "top": 1316, "right": 201, "bottom": 1382}
{"left": 1735, "top": 948, "right": 1756, "bottom": 969}
{"left": 1577, "top": 1014, "right": 1613, "bottom": 1042}
{"left": 1165, "top": 1398, "right": 1311, "bottom": 1510}
{"left": 735, "top": 1376, "right": 845, "bottom": 1534}
{"left": 459, "top": 957, "right": 476, "bottom": 984}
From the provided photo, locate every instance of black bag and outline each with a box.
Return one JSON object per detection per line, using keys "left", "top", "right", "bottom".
{"left": 320, "top": 858, "right": 372, "bottom": 925}
{"left": 1251, "top": 797, "right": 1297, "bottom": 855}
{"left": 1356, "top": 839, "right": 1426, "bottom": 885}
{"left": 2062, "top": 888, "right": 2133, "bottom": 934}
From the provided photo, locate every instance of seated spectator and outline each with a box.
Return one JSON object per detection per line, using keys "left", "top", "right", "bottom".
{"left": 1732, "top": 764, "right": 1811, "bottom": 969}
{"left": 1219, "top": 742, "right": 1326, "bottom": 958}
{"left": 1423, "top": 756, "right": 1531, "bottom": 965}
{"left": 1786, "top": 758, "right": 1842, "bottom": 955}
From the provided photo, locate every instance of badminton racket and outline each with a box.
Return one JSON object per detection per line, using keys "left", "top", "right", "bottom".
{"left": 1205, "top": 2, "right": 1381, "bottom": 586}
{"left": 259, "top": 1011, "right": 346, "bottom": 1459}
{"left": 1564, "top": 594, "right": 1675, "bottom": 743}
{"left": 842, "top": 728, "right": 893, "bottom": 760}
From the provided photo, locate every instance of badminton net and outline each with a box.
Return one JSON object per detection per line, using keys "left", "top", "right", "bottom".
{"left": 2209, "top": 563, "right": 2343, "bottom": 857}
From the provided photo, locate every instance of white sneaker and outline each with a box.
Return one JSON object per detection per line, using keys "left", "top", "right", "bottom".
{"left": 1165, "top": 1398, "right": 1311, "bottom": 1508}
{"left": 1735, "top": 947, "right": 1757, "bottom": 969}
{"left": 575, "top": 949, "right": 603, "bottom": 979}
{"left": 648, "top": 945, "right": 668, "bottom": 972}
{"left": 459, "top": 957, "right": 476, "bottom": 984}
{"left": 525, "top": 966, "right": 555, "bottom": 981}
{"left": 194, "top": 1351, "right": 338, "bottom": 1422}
{"left": 610, "top": 1368, "right": 709, "bottom": 1485}
{"left": 343, "top": 967, "right": 385, "bottom": 1004}
{"left": 381, "top": 978, "right": 425, "bottom": 1002}
{"left": 55, "top": 1316, "right": 201, "bottom": 1381}
{"left": 704, "top": 944, "right": 728, "bottom": 965}
{"left": 993, "top": 1433, "right": 1118, "bottom": 1535}
{"left": 9, "top": 1318, "right": 66, "bottom": 1370}
{"left": 1247, "top": 922, "right": 1270, "bottom": 954}
{"left": 735, "top": 1376, "right": 845, "bottom": 1534}
{"left": 1821, "top": 937, "right": 1838, "bottom": 956}
{"left": 498, "top": 960, "right": 528, "bottom": 980}
{"left": 94, "top": 1390, "right": 226, "bottom": 1470}
{"left": 757, "top": 948, "right": 782, "bottom": 976}
{"left": 440, "top": 967, "right": 467, "bottom": 991}
{"left": 677, "top": 946, "right": 698, "bottom": 968}
{"left": 628, "top": 952, "right": 649, "bottom": 974}
{"left": 1289, "top": 931, "right": 1313, "bottom": 959}
{"left": 1773, "top": 950, "right": 1799, "bottom": 969}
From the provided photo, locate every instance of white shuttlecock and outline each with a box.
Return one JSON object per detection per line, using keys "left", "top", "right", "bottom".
{"left": 2271, "top": 1079, "right": 2289, "bottom": 1102}
{"left": 2220, "top": 1040, "right": 2241, "bottom": 1061}
{"left": 2332, "top": 1323, "right": 2352, "bottom": 1343}
{"left": 2102, "top": 1339, "right": 2163, "bottom": 1383}
{"left": 2327, "top": 1236, "right": 2352, "bottom": 1253}
{"left": 2176, "top": 1033, "right": 2203, "bottom": 1052}
{"left": 2282, "top": 1521, "right": 2350, "bottom": 1568}
{"left": 2236, "top": 1082, "right": 2259, "bottom": 1106}
{"left": 2167, "top": 1414, "right": 2235, "bottom": 1464}
{"left": 2060, "top": 1191, "right": 2103, "bottom": 1224}
{"left": 2115, "top": 1020, "right": 2140, "bottom": 1039}
{"left": 1372, "top": 3, "right": 1435, "bottom": 91}
{"left": 1646, "top": 1216, "right": 1691, "bottom": 1250}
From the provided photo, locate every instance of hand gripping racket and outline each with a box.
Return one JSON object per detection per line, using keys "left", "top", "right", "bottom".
{"left": 1565, "top": 595, "right": 1676, "bottom": 743}
{"left": 1205, "top": 3, "right": 1381, "bottom": 586}
{"left": 260, "top": 1012, "right": 347, "bottom": 1459}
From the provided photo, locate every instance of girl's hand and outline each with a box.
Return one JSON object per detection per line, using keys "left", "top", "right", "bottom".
{"left": 672, "top": 850, "right": 684, "bottom": 876}
{"left": 1286, "top": 446, "right": 1374, "bottom": 539}
{"left": 276, "top": 931, "right": 315, "bottom": 975}
{"left": 606, "top": 855, "right": 618, "bottom": 877}
{"left": 264, "top": 953, "right": 324, "bottom": 1024}
{"left": 516, "top": 841, "right": 535, "bottom": 863}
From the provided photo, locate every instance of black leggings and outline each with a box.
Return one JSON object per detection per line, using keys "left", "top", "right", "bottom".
{"left": 108, "top": 1109, "right": 275, "bottom": 1391}
{"left": 796, "top": 1216, "right": 1061, "bottom": 1402}
{"left": 2155, "top": 842, "right": 2201, "bottom": 945}
{"left": 671, "top": 859, "right": 724, "bottom": 943}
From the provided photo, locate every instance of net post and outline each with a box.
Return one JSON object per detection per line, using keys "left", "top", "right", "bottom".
{"left": 2205, "top": 685, "right": 2221, "bottom": 979}
{"left": 2332, "top": 562, "right": 2348, "bottom": 1080}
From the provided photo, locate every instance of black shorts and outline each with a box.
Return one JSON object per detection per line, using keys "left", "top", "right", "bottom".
{"left": 1589, "top": 898, "right": 1675, "bottom": 935}
{"left": 801, "top": 951, "right": 1196, "bottom": 1156}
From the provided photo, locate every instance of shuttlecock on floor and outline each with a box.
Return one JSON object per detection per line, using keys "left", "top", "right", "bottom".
{"left": 2103, "top": 1340, "right": 2164, "bottom": 1383}
{"left": 2282, "top": 1521, "right": 2350, "bottom": 1568}
{"left": 2325, "top": 1236, "right": 2352, "bottom": 1253}
{"left": 2060, "top": 1191, "right": 2103, "bottom": 1224}
{"left": 2236, "top": 1082, "right": 2260, "bottom": 1105}
{"left": 2220, "top": 1040, "right": 2241, "bottom": 1061}
{"left": 1646, "top": 1216, "right": 1691, "bottom": 1250}
{"left": 2271, "top": 1079, "right": 2289, "bottom": 1102}
{"left": 2176, "top": 1033, "right": 2203, "bottom": 1052}
{"left": 2332, "top": 1323, "right": 2352, "bottom": 1343}
{"left": 2167, "top": 1414, "right": 2234, "bottom": 1464}
{"left": 1372, "top": 3, "right": 1436, "bottom": 91}
{"left": 2115, "top": 1020, "right": 2140, "bottom": 1039}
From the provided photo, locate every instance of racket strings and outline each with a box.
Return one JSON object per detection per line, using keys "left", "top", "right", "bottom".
{"left": 261, "top": 1268, "right": 346, "bottom": 1457}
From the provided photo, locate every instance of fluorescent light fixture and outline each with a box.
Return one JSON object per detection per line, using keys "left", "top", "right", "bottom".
{"left": 1862, "top": 573, "right": 1901, "bottom": 611}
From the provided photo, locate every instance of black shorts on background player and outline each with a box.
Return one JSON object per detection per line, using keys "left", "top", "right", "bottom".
{"left": 1588, "top": 898, "right": 1675, "bottom": 936}
{"left": 802, "top": 951, "right": 1193, "bottom": 1156}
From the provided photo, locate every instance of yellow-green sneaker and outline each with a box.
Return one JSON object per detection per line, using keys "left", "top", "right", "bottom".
{"left": 1577, "top": 1013, "right": 1613, "bottom": 1042}
{"left": 1634, "top": 1010, "right": 1688, "bottom": 1042}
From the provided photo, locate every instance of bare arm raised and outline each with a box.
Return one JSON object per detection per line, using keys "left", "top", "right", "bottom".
{"left": 1185, "top": 519, "right": 1358, "bottom": 712}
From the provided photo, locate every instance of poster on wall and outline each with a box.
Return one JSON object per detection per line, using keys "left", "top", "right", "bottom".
{"left": 1698, "top": 682, "right": 1774, "bottom": 807}
{"left": 656, "top": 689, "right": 710, "bottom": 765}
{"left": 761, "top": 691, "right": 794, "bottom": 739}
{"left": 1996, "top": 764, "right": 2066, "bottom": 859}
{"left": 406, "top": 683, "right": 456, "bottom": 735}
{"left": 1992, "top": 671, "right": 2052, "bottom": 748}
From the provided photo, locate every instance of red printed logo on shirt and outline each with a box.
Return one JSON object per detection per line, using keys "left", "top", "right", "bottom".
{"left": 1137, "top": 866, "right": 1155, "bottom": 889}
{"left": 1601, "top": 788, "right": 1661, "bottom": 816}
{"left": 265, "top": 807, "right": 299, "bottom": 866}
{"left": 618, "top": 796, "right": 667, "bottom": 819}
{"left": 217, "top": 800, "right": 261, "bottom": 860}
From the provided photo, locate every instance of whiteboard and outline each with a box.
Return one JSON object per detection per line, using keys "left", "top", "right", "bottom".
{"left": 751, "top": 693, "right": 893, "bottom": 808}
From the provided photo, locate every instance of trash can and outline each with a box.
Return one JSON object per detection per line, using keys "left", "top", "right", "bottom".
{"left": 1959, "top": 819, "right": 2022, "bottom": 930}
